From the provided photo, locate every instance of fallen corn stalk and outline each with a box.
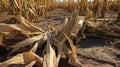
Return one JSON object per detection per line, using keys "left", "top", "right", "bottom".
{"left": 0, "top": 10, "right": 85, "bottom": 67}
{"left": 0, "top": 52, "right": 43, "bottom": 67}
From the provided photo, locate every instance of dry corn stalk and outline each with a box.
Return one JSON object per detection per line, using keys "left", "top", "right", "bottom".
{"left": 0, "top": 0, "right": 119, "bottom": 67}
{"left": 0, "top": 52, "right": 43, "bottom": 67}
{"left": 0, "top": 9, "right": 85, "bottom": 67}
{"left": 101, "top": 0, "right": 108, "bottom": 18}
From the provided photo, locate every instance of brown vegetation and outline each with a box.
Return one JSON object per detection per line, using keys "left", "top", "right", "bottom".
{"left": 0, "top": 0, "right": 119, "bottom": 67}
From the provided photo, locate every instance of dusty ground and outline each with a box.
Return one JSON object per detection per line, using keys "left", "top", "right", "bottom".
{"left": 77, "top": 37, "right": 120, "bottom": 67}
{"left": 35, "top": 8, "right": 120, "bottom": 67}
{"left": 0, "top": 8, "right": 120, "bottom": 67}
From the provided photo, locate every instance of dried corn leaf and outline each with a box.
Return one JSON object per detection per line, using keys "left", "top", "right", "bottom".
{"left": 16, "top": 24, "right": 41, "bottom": 35}
{"left": 28, "top": 8, "right": 38, "bottom": 17}
{"left": 0, "top": 23, "right": 40, "bottom": 36}
{"left": 13, "top": 0, "right": 20, "bottom": 9}
{"left": 0, "top": 52, "right": 43, "bottom": 67}
{"left": 64, "top": 33, "right": 76, "bottom": 56}
{"left": 0, "top": 23, "right": 42, "bottom": 40}
{"left": 0, "top": 23, "right": 24, "bottom": 32}
{"left": 0, "top": 15, "right": 14, "bottom": 22}
{"left": 30, "top": 42, "right": 38, "bottom": 53}
{"left": 56, "top": 38, "right": 66, "bottom": 66}
{"left": 15, "top": 15, "right": 44, "bottom": 32}
{"left": 0, "top": 23, "right": 31, "bottom": 39}
{"left": 64, "top": 33, "right": 83, "bottom": 67}
{"left": 9, "top": 33, "right": 47, "bottom": 55}
{"left": 25, "top": 61, "right": 36, "bottom": 67}
{"left": 43, "top": 31, "right": 57, "bottom": 67}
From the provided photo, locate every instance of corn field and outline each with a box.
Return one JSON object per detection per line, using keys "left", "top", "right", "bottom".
{"left": 0, "top": 0, "right": 120, "bottom": 67}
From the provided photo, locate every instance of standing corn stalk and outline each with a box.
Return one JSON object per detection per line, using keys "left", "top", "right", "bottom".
{"left": 116, "top": 0, "right": 120, "bottom": 22}
{"left": 93, "top": 0, "right": 101, "bottom": 17}
{"left": 101, "top": 0, "right": 108, "bottom": 18}
{"left": 79, "top": 0, "right": 88, "bottom": 16}
{"left": 117, "top": 0, "right": 120, "bottom": 10}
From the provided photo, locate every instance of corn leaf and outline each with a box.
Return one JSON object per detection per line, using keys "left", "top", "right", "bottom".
{"left": 0, "top": 52, "right": 43, "bottom": 67}
{"left": 9, "top": 33, "right": 47, "bottom": 55}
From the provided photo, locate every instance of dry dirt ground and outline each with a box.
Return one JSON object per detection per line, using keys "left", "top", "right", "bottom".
{"left": 36, "top": 8, "right": 120, "bottom": 67}
{"left": 0, "top": 8, "right": 120, "bottom": 67}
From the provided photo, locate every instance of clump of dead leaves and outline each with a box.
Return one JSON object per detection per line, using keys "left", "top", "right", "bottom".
{"left": 0, "top": 9, "right": 85, "bottom": 67}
